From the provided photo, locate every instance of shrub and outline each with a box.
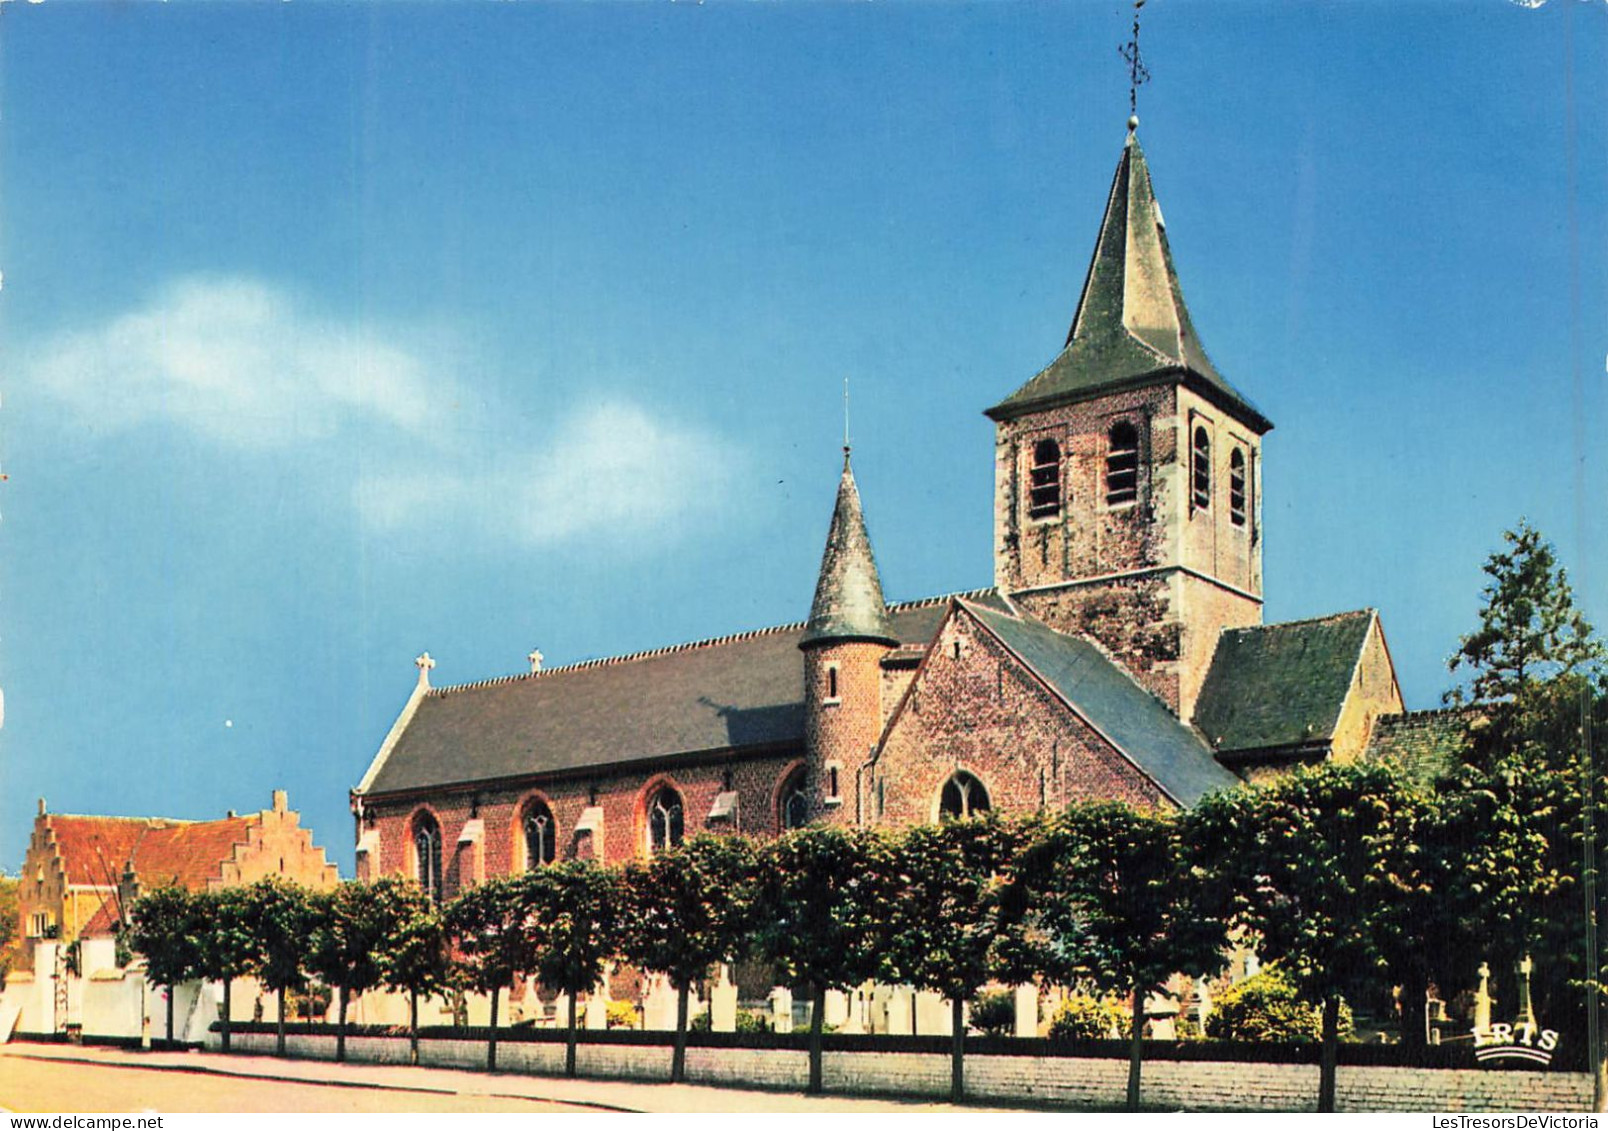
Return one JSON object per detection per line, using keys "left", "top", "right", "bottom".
{"left": 606, "top": 1000, "right": 641, "bottom": 1030}
{"left": 969, "top": 988, "right": 1017, "bottom": 1038}
{"left": 1047, "top": 994, "right": 1128, "bottom": 1041}
{"left": 1204, "top": 968, "right": 1352, "bottom": 1043}
{"left": 735, "top": 1008, "right": 773, "bottom": 1034}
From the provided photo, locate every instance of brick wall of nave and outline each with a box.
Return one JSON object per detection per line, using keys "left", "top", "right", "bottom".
{"left": 356, "top": 747, "right": 803, "bottom": 900}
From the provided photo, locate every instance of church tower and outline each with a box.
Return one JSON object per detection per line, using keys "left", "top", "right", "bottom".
{"left": 986, "top": 127, "right": 1273, "bottom": 719}
{"left": 800, "top": 449, "right": 898, "bottom": 825}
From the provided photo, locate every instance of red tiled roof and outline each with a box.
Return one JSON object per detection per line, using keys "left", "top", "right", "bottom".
{"left": 47, "top": 813, "right": 258, "bottom": 892}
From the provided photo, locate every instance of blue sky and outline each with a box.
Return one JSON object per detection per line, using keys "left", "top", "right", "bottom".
{"left": 2, "top": 1, "right": 1603, "bottom": 874}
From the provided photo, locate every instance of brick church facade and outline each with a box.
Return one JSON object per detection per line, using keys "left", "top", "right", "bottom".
{"left": 350, "top": 128, "right": 1408, "bottom": 902}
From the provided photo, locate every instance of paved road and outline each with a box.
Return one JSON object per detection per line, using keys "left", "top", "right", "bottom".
{"left": 0, "top": 1055, "right": 591, "bottom": 1114}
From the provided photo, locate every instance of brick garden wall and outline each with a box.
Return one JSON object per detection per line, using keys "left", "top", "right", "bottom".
{"left": 216, "top": 1030, "right": 1591, "bottom": 1113}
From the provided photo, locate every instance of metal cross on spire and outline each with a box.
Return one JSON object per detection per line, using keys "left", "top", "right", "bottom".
{"left": 843, "top": 375, "right": 851, "bottom": 457}
{"left": 1119, "top": 0, "right": 1150, "bottom": 128}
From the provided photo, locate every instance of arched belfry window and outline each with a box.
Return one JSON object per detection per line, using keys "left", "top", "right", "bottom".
{"left": 1229, "top": 448, "right": 1248, "bottom": 528}
{"left": 1028, "top": 439, "right": 1062, "bottom": 520}
{"left": 779, "top": 767, "right": 810, "bottom": 831}
{"left": 413, "top": 813, "right": 443, "bottom": 902}
{"left": 523, "top": 799, "right": 556, "bottom": 869}
{"left": 647, "top": 785, "right": 684, "bottom": 854}
{"left": 939, "top": 771, "right": 991, "bottom": 821}
{"left": 1191, "top": 426, "right": 1212, "bottom": 512}
{"left": 1106, "top": 422, "right": 1139, "bottom": 506}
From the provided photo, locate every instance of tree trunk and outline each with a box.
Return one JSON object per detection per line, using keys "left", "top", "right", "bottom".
{"left": 1318, "top": 993, "right": 1340, "bottom": 1113}
{"left": 949, "top": 994, "right": 966, "bottom": 1104}
{"left": 487, "top": 985, "right": 500, "bottom": 1072}
{"left": 1126, "top": 984, "right": 1145, "bottom": 1113}
{"left": 410, "top": 989, "right": 420, "bottom": 1067}
{"left": 566, "top": 988, "right": 580, "bottom": 1078}
{"left": 672, "top": 982, "right": 690, "bottom": 1084}
{"left": 166, "top": 985, "right": 175, "bottom": 1045}
{"left": 221, "top": 978, "right": 232, "bottom": 1052}
{"left": 337, "top": 986, "right": 348, "bottom": 1064}
{"left": 277, "top": 987, "right": 287, "bottom": 1058}
{"left": 808, "top": 986, "right": 827, "bottom": 1095}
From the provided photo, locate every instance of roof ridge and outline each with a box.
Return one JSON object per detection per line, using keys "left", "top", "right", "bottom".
{"left": 47, "top": 814, "right": 203, "bottom": 826}
{"left": 1377, "top": 705, "right": 1481, "bottom": 722}
{"left": 1229, "top": 608, "right": 1376, "bottom": 634}
{"left": 429, "top": 587, "right": 1000, "bottom": 696}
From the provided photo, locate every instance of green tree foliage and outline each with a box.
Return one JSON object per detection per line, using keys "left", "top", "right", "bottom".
{"left": 0, "top": 873, "right": 20, "bottom": 990}
{"left": 306, "top": 877, "right": 417, "bottom": 1063}
{"left": 520, "top": 861, "right": 624, "bottom": 1078}
{"left": 881, "top": 816, "right": 1020, "bottom": 1102}
{"left": 967, "top": 988, "right": 1016, "bottom": 1038}
{"left": 1186, "top": 762, "right": 1432, "bottom": 1112}
{"left": 378, "top": 884, "right": 450, "bottom": 1066}
{"left": 1204, "top": 967, "right": 1352, "bottom": 1043}
{"left": 1005, "top": 802, "right": 1226, "bottom": 1111}
{"left": 128, "top": 885, "right": 204, "bottom": 1042}
{"left": 753, "top": 826, "right": 893, "bottom": 1094}
{"left": 240, "top": 877, "right": 314, "bottom": 1058}
{"left": 1441, "top": 523, "right": 1608, "bottom": 1053}
{"left": 619, "top": 834, "right": 758, "bottom": 1082}
{"left": 193, "top": 886, "right": 264, "bottom": 1053}
{"left": 443, "top": 874, "right": 530, "bottom": 1072}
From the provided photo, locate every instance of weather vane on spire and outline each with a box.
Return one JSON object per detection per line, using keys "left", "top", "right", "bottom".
{"left": 1119, "top": 0, "right": 1150, "bottom": 130}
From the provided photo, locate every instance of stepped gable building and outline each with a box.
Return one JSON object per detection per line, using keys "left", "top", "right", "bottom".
{"left": 351, "top": 127, "right": 1411, "bottom": 902}
{"left": 15, "top": 790, "right": 338, "bottom": 971}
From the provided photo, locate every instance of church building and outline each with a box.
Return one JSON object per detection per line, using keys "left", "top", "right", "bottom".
{"left": 350, "top": 125, "right": 1408, "bottom": 902}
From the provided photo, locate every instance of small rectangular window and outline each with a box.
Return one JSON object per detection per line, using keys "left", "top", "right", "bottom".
{"left": 1229, "top": 448, "right": 1247, "bottom": 527}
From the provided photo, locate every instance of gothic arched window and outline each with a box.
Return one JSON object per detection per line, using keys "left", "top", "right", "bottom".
{"left": 1229, "top": 448, "right": 1248, "bottom": 528}
{"left": 1028, "top": 438, "right": 1063, "bottom": 520}
{"left": 939, "top": 772, "right": 991, "bottom": 821}
{"left": 646, "top": 785, "right": 685, "bottom": 855}
{"left": 413, "top": 813, "right": 443, "bottom": 902}
{"left": 1106, "top": 422, "right": 1139, "bottom": 506}
{"left": 1191, "top": 425, "right": 1212, "bottom": 512}
{"left": 523, "top": 799, "right": 556, "bottom": 869}
{"left": 779, "top": 767, "right": 810, "bottom": 831}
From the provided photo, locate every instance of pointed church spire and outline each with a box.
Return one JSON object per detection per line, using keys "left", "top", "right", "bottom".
{"left": 800, "top": 449, "right": 898, "bottom": 650}
{"left": 986, "top": 134, "right": 1272, "bottom": 434}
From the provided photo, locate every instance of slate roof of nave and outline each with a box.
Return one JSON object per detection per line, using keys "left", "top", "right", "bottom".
{"left": 961, "top": 600, "right": 1240, "bottom": 807}
{"left": 1191, "top": 609, "right": 1378, "bottom": 757}
{"left": 361, "top": 591, "right": 1010, "bottom": 797}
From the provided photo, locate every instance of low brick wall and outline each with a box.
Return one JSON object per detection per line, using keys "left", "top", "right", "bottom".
{"left": 213, "top": 1030, "right": 1591, "bottom": 1112}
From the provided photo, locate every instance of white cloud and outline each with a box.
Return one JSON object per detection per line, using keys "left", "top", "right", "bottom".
{"left": 32, "top": 275, "right": 745, "bottom": 550}
{"left": 30, "top": 275, "right": 440, "bottom": 447}
{"left": 356, "top": 401, "right": 740, "bottom": 547}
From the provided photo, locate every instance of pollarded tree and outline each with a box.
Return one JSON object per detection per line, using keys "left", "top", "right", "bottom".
{"left": 443, "top": 873, "right": 531, "bottom": 1072}
{"left": 880, "top": 815, "right": 1021, "bottom": 1104}
{"left": 1185, "top": 762, "right": 1433, "bottom": 1113}
{"left": 521, "top": 860, "right": 625, "bottom": 1078}
{"left": 241, "top": 876, "right": 314, "bottom": 1058}
{"left": 379, "top": 885, "right": 451, "bottom": 1067}
{"left": 306, "top": 877, "right": 417, "bottom": 1064}
{"left": 753, "top": 826, "right": 895, "bottom": 1095}
{"left": 1006, "top": 802, "right": 1227, "bottom": 1112}
{"left": 619, "top": 833, "right": 759, "bottom": 1083}
{"left": 128, "top": 885, "right": 203, "bottom": 1043}
{"left": 193, "top": 886, "right": 263, "bottom": 1053}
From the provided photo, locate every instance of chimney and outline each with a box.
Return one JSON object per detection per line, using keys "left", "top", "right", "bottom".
{"left": 528, "top": 648, "right": 544, "bottom": 674}
{"left": 226, "top": 809, "right": 237, "bottom": 819}
{"left": 272, "top": 789, "right": 288, "bottom": 813}
{"left": 37, "top": 797, "right": 46, "bottom": 816}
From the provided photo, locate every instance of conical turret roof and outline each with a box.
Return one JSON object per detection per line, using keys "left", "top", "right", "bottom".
{"left": 987, "top": 132, "right": 1272, "bottom": 434}
{"left": 800, "top": 450, "right": 897, "bottom": 650}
